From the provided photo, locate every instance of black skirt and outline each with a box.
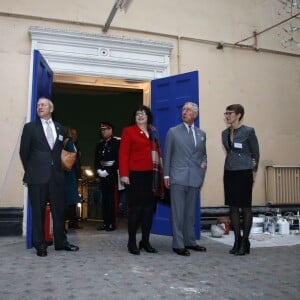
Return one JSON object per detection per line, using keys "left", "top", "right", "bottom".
{"left": 223, "top": 169, "right": 253, "bottom": 207}
{"left": 126, "top": 171, "right": 156, "bottom": 211}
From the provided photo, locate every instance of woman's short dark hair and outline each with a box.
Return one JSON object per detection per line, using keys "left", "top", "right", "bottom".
{"left": 226, "top": 104, "right": 245, "bottom": 121}
{"left": 130, "top": 105, "right": 153, "bottom": 125}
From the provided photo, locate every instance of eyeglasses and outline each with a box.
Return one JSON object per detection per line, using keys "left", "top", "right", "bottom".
{"left": 136, "top": 111, "right": 147, "bottom": 116}
{"left": 224, "top": 111, "right": 235, "bottom": 116}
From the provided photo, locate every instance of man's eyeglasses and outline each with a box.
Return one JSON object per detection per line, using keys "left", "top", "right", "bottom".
{"left": 136, "top": 111, "right": 146, "bottom": 116}
{"left": 224, "top": 111, "right": 235, "bottom": 116}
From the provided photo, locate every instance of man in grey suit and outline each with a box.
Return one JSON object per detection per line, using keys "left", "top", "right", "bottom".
{"left": 164, "top": 102, "right": 207, "bottom": 256}
{"left": 20, "top": 97, "right": 79, "bottom": 257}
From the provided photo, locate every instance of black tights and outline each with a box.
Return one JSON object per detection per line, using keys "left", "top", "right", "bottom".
{"left": 128, "top": 204, "right": 154, "bottom": 245}
{"left": 126, "top": 171, "right": 155, "bottom": 247}
{"left": 229, "top": 206, "right": 252, "bottom": 240}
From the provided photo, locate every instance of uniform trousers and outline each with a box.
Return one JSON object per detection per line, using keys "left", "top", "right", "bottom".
{"left": 100, "top": 178, "right": 116, "bottom": 227}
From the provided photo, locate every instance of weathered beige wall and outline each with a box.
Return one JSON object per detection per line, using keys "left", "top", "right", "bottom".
{"left": 1, "top": 0, "right": 297, "bottom": 52}
{"left": 178, "top": 39, "right": 300, "bottom": 205}
{"left": 0, "top": 0, "right": 299, "bottom": 208}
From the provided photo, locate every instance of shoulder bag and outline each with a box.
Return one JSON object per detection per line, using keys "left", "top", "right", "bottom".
{"left": 61, "top": 138, "right": 77, "bottom": 171}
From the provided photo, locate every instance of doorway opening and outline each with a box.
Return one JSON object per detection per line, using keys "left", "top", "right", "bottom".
{"left": 52, "top": 74, "right": 150, "bottom": 224}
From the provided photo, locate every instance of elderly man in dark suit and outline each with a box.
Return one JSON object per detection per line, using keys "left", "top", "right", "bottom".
{"left": 164, "top": 102, "right": 207, "bottom": 256}
{"left": 20, "top": 97, "right": 79, "bottom": 257}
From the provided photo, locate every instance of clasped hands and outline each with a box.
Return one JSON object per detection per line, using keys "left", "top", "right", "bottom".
{"left": 97, "top": 169, "right": 109, "bottom": 177}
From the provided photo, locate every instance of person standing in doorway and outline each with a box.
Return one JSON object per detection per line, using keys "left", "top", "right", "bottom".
{"left": 119, "top": 105, "right": 163, "bottom": 255}
{"left": 64, "top": 126, "right": 82, "bottom": 230}
{"left": 222, "top": 104, "right": 259, "bottom": 255}
{"left": 94, "top": 122, "right": 120, "bottom": 231}
{"left": 164, "top": 102, "right": 207, "bottom": 256}
{"left": 19, "top": 97, "right": 79, "bottom": 257}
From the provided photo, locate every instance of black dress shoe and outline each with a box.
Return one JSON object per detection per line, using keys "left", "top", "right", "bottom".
{"left": 105, "top": 224, "right": 116, "bottom": 231}
{"left": 36, "top": 248, "right": 47, "bottom": 257}
{"left": 69, "top": 223, "right": 83, "bottom": 229}
{"left": 139, "top": 241, "right": 158, "bottom": 253}
{"left": 185, "top": 245, "right": 207, "bottom": 252}
{"left": 173, "top": 248, "right": 190, "bottom": 256}
{"left": 55, "top": 243, "right": 79, "bottom": 251}
{"left": 97, "top": 224, "right": 106, "bottom": 231}
{"left": 127, "top": 244, "right": 140, "bottom": 255}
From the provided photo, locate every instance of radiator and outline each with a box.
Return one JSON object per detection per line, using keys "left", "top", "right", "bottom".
{"left": 265, "top": 165, "right": 300, "bottom": 205}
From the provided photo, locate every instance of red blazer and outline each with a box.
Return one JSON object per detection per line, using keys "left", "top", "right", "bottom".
{"left": 119, "top": 124, "right": 152, "bottom": 177}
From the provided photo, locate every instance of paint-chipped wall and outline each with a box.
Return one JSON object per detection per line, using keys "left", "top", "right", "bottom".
{"left": 0, "top": 0, "right": 299, "bottom": 207}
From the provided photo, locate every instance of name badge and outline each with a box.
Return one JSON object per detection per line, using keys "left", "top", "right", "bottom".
{"left": 234, "top": 142, "right": 242, "bottom": 149}
{"left": 58, "top": 134, "right": 64, "bottom": 141}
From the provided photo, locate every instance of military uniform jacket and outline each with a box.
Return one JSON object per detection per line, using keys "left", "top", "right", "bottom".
{"left": 94, "top": 137, "right": 120, "bottom": 183}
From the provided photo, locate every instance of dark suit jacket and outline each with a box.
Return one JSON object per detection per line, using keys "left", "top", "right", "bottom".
{"left": 20, "top": 118, "right": 65, "bottom": 184}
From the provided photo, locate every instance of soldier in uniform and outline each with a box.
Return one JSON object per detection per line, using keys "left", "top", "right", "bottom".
{"left": 94, "top": 122, "right": 120, "bottom": 231}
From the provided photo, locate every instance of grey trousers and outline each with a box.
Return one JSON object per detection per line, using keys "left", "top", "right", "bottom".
{"left": 170, "top": 184, "right": 199, "bottom": 249}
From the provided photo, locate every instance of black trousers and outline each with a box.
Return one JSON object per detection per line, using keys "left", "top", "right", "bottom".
{"left": 28, "top": 176, "right": 67, "bottom": 250}
{"left": 100, "top": 179, "right": 116, "bottom": 227}
{"left": 126, "top": 171, "right": 156, "bottom": 245}
{"left": 65, "top": 204, "right": 78, "bottom": 227}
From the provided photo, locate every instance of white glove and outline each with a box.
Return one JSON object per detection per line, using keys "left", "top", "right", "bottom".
{"left": 97, "top": 169, "right": 109, "bottom": 177}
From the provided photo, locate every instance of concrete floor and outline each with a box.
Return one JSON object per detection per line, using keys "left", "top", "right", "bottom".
{"left": 0, "top": 220, "right": 299, "bottom": 300}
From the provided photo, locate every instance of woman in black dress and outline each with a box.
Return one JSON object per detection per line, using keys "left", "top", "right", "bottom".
{"left": 222, "top": 104, "right": 260, "bottom": 255}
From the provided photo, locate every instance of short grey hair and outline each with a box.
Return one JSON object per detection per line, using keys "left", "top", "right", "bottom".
{"left": 38, "top": 97, "right": 54, "bottom": 112}
{"left": 184, "top": 102, "right": 199, "bottom": 113}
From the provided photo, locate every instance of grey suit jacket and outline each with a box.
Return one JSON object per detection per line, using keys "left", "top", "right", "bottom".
{"left": 19, "top": 118, "right": 65, "bottom": 184}
{"left": 164, "top": 123, "right": 207, "bottom": 188}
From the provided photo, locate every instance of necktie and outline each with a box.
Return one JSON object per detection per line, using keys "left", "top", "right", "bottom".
{"left": 46, "top": 120, "right": 55, "bottom": 149}
{"left": 188, "top": 125, "right": 195, "bottom": 147}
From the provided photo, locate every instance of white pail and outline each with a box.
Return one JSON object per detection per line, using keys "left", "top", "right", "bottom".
{"left": 251, "top": 216, "right": 265, "bottom": 234}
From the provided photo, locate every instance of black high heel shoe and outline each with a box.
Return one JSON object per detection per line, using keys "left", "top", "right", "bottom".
{"left": 127, "top": 243, "right": 140, "bottom": 255}
{"left": 235, "top": 238, "right": 250, "bottom": 256}
{"left": 139, "top": 241, "right": 158, "bottom": 253}
{"left": 229, "top": 237, "right": 241, "bottom": 254}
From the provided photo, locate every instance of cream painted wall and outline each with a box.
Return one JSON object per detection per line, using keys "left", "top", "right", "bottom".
{"left": 178, "top": 39, "right": 300, "bottom": 206}
{"left": 0, "top": 1, "right": 299, "bottom": 208}
{"left": 1, "top": 0, "right": 298, "bottom": 53}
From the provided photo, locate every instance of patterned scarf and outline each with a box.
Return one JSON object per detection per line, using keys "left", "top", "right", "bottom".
{"left": 148, "top": 125, "right": 164, "bottom": 198}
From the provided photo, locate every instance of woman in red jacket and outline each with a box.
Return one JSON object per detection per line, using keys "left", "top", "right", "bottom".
{"left": 119, "top": 105, "right": 163, "bottom": 255}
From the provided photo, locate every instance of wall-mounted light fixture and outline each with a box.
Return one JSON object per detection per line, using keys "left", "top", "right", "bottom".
{"left": 103, "top": 0, "right": 133, "bottom": 33}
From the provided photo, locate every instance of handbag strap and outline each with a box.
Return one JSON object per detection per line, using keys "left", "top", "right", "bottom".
{"left": 63, "top": 138, "right": 69, "bottom": 149}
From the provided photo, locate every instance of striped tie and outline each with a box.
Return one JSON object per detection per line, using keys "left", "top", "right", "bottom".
{"left": 188, "top": 125, "right": 195, "bottom": 147}
{"left": 46, "top": 120, "right": 54, "bottom": 149}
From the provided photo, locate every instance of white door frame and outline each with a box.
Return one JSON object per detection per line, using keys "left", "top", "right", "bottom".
{"left": 23, "top": 26, "right": 173, "bottom": 235}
